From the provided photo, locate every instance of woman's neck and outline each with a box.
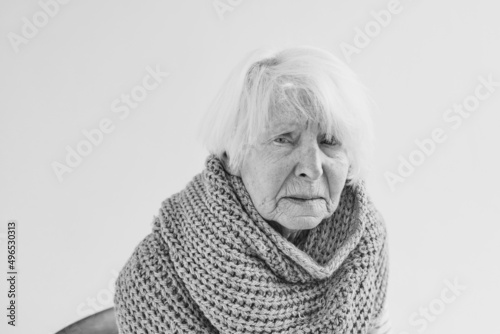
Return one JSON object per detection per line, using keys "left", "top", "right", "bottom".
{"left": 266, "top": 220, "right": 305, "bottom": 244}
{"left": 281, "top": 226, "right": 298, "bottom": 239}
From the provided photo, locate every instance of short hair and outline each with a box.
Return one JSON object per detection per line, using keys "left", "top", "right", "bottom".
{"left": 196, "top": 45, "right": 377, "bottom": 186}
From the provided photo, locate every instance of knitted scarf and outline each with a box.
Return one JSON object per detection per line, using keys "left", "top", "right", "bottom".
{"left": 114, "top": 154, "right": 389, "bottom": 334}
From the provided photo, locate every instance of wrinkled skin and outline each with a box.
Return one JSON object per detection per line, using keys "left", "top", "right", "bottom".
{"left": 231, "top": 114, "right": 350, "bottom": 238}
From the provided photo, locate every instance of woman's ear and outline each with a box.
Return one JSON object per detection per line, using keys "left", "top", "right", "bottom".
{"left": 346, "top": 164, "right": 353, "bottom": 180}
{"left": 222, "top": 152, "right": 241, "bottom": 176}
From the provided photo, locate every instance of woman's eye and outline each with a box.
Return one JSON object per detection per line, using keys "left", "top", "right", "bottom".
{"left": 321, "top": 136, "right": 339, "bottom": 146}
{"left": 274, "top": 137, "right": 289, "bottom": 144}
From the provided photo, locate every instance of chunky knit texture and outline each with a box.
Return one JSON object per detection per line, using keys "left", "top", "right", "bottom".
{"left": 114, "top": 154, "right": 389, "bottom": 334}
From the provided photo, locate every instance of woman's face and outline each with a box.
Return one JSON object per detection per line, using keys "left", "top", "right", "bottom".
{"left": 236, "top": 113, "right": 350, "bottom": 236}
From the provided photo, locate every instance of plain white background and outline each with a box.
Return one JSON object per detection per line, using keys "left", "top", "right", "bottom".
{"left": 1, "top": 1, "right": 499, "bottom": 333}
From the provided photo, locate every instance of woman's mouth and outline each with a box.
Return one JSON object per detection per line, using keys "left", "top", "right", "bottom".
{"left": 287, "top": 197, "right": 321, "bottom": 202}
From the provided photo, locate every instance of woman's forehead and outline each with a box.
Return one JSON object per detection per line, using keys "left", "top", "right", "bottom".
{"left": 268, "top": 108, "right": 307, "bottom": 124}
{"left": 265, "top": 116, "right": 319, "bottom": 134}
{"left": 268, "top": 112, "right": 301, "bottom": 127}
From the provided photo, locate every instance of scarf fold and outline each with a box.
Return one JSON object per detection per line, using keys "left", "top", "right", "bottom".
{"left": 114, "top": 154, "right": 389, "bottom": 334}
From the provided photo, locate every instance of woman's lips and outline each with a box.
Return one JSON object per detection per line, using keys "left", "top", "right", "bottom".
{"left": 283, "top": 197, "right": 326, "bottom": 212}
{"left": 286, "top": 197, "right": 322, "bottom": 202}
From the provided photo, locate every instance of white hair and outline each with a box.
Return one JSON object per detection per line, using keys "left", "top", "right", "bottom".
{"left": 196, "top": 45, "right": 377, "bottom": 186}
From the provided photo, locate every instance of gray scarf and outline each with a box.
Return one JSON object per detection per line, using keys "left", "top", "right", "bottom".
{"left": 114, "top": 154, "right": 389, "bottom": 333}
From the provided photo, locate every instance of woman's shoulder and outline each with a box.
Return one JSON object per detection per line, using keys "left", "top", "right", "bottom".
{"left": 364, "top": 194, "right": 388, "bottom": 238}
{"left": 113, "top": 230, "right": 175, "bottom": 333}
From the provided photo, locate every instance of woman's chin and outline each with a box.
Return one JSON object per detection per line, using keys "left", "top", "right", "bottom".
{"left": 277, "top": 215, "right": 325, "bottom": 231}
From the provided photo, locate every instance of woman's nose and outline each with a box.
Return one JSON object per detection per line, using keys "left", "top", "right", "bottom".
{"left": 294, "top": 142, "right": 322, "bottom": 181}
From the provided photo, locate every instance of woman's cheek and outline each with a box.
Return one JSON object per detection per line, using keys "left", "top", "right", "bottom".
{"left": 331, "top": 153, "right": 350, "bottom": 175}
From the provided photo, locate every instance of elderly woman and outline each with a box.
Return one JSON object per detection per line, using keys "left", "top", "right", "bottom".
{"left": 57, "top": 45, "right": 390, "bottom": 334}
{"left": 116, "top": 45, "right": 391, "bottom": 334}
